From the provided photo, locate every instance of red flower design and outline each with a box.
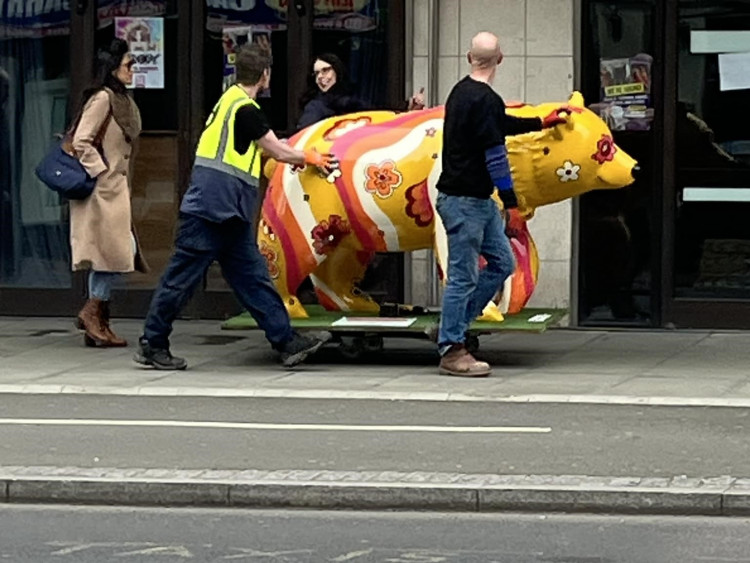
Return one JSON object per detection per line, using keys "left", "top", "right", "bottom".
{"left": 591, "top": 134, "right": 617, "bottom": 164}
{"left": 311, "top": 215, "right": 351, "bottom": 255}
{"left": 260, "top": 242, "right": 280, "bottom": 279}
{"left": 405, "top": 181, "right": 434, "bottom": 227}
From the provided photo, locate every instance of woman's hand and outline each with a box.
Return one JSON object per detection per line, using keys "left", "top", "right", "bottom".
{"left": 408, "top": 87, "right": 426, "bottom": 111}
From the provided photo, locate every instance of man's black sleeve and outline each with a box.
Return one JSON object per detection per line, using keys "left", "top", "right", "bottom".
{"left": 504, "top": 114, "right": 543, "bottom": 136}
{"left": 474, "top": 94, "right": 505, "bottom": 149}
{"left": 234, "top": 104, "right": 271, "bottom": 154}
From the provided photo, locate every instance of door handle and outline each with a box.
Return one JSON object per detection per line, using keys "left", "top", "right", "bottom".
{"left": 76, "top": 0, "right": 88, "bottom": 15}
{"left": 294, "top": 1, "right": 306, "bottom": 16}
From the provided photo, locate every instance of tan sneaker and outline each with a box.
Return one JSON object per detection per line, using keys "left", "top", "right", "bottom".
{"left": 439, "top": 344, "right": 491, "bottom": 377}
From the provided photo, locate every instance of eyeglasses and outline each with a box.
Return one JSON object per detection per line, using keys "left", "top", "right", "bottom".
{"left": 313, "top": 65, "right": 333, "bottom": 78}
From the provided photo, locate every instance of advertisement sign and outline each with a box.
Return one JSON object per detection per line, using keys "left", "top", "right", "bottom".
{"left": 222, "top": 25, "right": 272, "bottom": 96}
{"left": 115, "top": 17, "right": 165, "bottom": 89}
{"left": 206, "top": 0, "right": 377, "bottom": 33}
{"left": 0, "top": 0, "right": 166, "bottom": 39}
{"left": 591, "top": 53, "right": 654, "bottom": 131}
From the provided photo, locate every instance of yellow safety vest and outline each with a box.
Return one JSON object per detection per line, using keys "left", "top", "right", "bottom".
{"left": 194, "top": 85, "right": 262, "bottom": 185}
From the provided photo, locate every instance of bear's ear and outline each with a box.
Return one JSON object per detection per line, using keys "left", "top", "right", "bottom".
{"left": 568, "top": 91, "right": 585, "bottom": 108}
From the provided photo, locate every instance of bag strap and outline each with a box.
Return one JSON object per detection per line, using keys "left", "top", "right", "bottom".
{"left": 92, "top": 109, "right": 113, "bottom": 149}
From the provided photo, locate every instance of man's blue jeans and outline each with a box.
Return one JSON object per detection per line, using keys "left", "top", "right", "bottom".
{"left": 436, "top": 192, "right": 515, "bottom": 353}
{"left": 142, "top": 212, "right": 294, "bottom": 351}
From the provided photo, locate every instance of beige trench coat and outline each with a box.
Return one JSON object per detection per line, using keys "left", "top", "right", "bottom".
{"left": 70, "top": 90, "right": 148, "bottom": 273}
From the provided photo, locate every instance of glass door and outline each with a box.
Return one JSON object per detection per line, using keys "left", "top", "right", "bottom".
{"left": 669, "top": 1, "right": 750, "bottom": 327}
{"left": 195, "top": 0, "right": 406, "bottom": 318}
{"left": 578, "top": 0, "right": 659, "bottom": 327}
{"left": 94, "top": 0, "right": 191, "bottom": 317}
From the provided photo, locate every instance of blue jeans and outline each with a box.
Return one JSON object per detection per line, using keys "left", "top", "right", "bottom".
{"left": 88, "top": 271, "right": 119, "bottom": 300}
{"left": 88, "top": 233, "right": 135, "bottom": 300}
{"left": 141, "top": 212, "right": 294, "bottom": 351}
{"left": 436, "top": 192, "right": 515, "bottom": 353}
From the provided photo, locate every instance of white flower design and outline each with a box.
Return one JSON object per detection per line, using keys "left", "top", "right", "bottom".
{"left": 326, "top": 168, "right": 342, "bottom": 184}
{"left": 556, "top": 160, "right": 581, "bottom": 182}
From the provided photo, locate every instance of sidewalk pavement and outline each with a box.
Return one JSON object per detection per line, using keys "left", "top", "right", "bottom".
{"left": 0, "top": 315, "right": 749, "bottom": 406}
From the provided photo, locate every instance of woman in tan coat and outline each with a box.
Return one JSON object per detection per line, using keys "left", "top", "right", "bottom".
{"left": 71, "top": 38, "right": 148, "bottom": 347}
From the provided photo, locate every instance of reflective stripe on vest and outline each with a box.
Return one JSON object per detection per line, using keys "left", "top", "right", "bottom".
{"left": 194, "top": 85, "right": 262, "bottom": 185}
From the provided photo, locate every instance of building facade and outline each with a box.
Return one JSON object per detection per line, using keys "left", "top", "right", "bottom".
{"left": 2, "top": 0, "right": 750, "bottom": 329}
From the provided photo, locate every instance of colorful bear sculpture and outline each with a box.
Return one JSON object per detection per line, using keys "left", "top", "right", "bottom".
{"left": 259, "top": 92, "right": 638, "bottom": 321}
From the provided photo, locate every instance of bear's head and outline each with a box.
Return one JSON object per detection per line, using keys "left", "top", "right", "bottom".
{"left": 507, "top": 92, "right": 638, "bottom": 218}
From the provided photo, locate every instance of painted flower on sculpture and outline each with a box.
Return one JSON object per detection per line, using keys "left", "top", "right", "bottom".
{"left": 591, "top": 134, "right": 617, "bottom": 164}
{"left": 259, "top": 242, "right": 280, "bottom": 279}
{"left": 556, "top": 160, "right": 581, "bottom": 182}
{"left": 311, "top": 215, "right": 351, "bottom": 255}
{"left": 364, "top": 160, "right": 403, "bottom": 199}
{"left": 405, "top": 180, "right": 434, "bottom": 227}
{"left": 326, "top": 167, "right": 342, "bottom": 184}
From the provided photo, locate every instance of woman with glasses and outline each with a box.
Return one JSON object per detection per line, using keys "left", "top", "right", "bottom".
{"left": 70, "top": 38, "right": 148, "bottom": 348}
{"left": 296, "top": 52, "right": 425, "bottom": 131}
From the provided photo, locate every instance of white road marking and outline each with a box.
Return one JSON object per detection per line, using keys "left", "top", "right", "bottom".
{"left": 115, "top": 545, "right": 193, "bottom": 557}
{"left": 0, "top": 418, "right": 551, "bottom": 434}
{"left": 330, "top": 550, "right": 374, "bottom": 562}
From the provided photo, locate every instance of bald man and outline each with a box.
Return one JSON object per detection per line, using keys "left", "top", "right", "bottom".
{"left": 435, "top": 32, "right": 570, "bottom": 377}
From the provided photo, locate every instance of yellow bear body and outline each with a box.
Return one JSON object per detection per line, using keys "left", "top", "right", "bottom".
{"left": 259, "top": 92, "right": 637, "bottom": 320}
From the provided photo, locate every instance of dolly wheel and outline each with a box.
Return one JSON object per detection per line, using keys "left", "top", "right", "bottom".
{"left": 339, "top": 336, "right": 366, "bottom": 360}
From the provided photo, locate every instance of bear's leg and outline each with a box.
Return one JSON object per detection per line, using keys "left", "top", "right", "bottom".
{"left": 257, "top": 220, "right": 311, "bottom": 319}
{"left": 310, "top": 247, "right": 380, "bottom": 313}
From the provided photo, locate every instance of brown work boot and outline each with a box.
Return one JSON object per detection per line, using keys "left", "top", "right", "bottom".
{"left": 75, "top": 298, "right": 110, "bottom": 347}
{"left": 439, "top": 344, "right": 491, "bottom": 377}
{"left": 100, "top": 301, "right": 127, "bottom": 347}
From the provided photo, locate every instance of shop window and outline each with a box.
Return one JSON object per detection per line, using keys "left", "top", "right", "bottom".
{"left": 673, "top": 2, "right": 750, "bottom": 299}
{"left": 578, "top": 1, "right": 656, "bottom": 326}
{"left": 0, "top": 31, "right": 71, "bottom": 288}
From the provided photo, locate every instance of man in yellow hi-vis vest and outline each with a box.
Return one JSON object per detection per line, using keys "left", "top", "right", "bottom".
{"left": 135, "top": 44, "right": 337, "bottom": 370}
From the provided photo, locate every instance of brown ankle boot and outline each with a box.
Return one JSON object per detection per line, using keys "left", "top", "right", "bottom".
{"left": 75, "top": 298, "right": 110, "bottom": 347}
{"left": 100, "top": 301, "right": 127, "bottom": 347}
{"left": 439, "top": 344, "right": 491, "bottom": 377}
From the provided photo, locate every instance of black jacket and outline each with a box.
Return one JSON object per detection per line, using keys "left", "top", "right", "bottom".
{"left": 296, "top": 90, "right": 367, "bottom": 131}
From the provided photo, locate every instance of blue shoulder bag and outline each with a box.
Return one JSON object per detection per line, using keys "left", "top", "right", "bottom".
{"left": 35, "top": 108, "right": 112, "bottom": 200}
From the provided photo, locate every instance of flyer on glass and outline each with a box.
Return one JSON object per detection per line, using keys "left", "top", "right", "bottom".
{"left": 115, "top": 17, "right": 165, "bottom": 89}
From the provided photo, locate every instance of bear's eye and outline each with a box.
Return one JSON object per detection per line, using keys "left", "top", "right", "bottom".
{"left": 543, "top": 147, "right": 550, "bottom": 155}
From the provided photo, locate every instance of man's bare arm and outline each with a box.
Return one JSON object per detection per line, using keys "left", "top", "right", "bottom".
{"left": 257, "top": 129, "right": 338, "bottom": 170}
{"left": 257, "top": 130, "right": 305, "bottom": 166}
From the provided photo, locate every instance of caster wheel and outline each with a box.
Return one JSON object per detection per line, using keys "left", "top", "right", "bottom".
{"left": 465, "top": 334, "right": 480, "bottom": 354}
{"left": 339, "top": 336, "right": 366, "bottom": 360}
{"left": 362, "top": 334, "right": 384, "bottom": 354}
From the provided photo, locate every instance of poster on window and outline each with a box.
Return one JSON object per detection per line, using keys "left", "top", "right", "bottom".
{"left": 115, "top": 17, "right": 164, "bottom": 89}
{"left": 222, "top": 25, "right": 272, "bottom": 96}
{"left": 591, "top": 53, "right": 654, "bottom": 131}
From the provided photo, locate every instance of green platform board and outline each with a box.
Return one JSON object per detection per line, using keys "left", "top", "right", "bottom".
{"left": 221, "top": 305, "right": 566, "bottom": 334}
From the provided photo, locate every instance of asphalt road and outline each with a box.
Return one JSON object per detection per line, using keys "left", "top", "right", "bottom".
{"left": 0, "top": 396, "right": 749, "bottom": 477}
{"left": 1, "top": 505, "right": 750, "bottom": 562}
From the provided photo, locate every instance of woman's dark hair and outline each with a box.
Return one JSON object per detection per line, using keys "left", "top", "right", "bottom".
{"left": 298, "top": 52, "right": 351, "bottom": 110}
{"left": 81, "top": 38, "right": 130, "bottom": 107}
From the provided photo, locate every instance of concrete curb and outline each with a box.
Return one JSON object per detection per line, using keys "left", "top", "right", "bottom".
{"left": 2, "top": 384, "right": 750, "bottom": 408}
{"left": 2, "top": 467, "right": 749, "bottom": 516}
